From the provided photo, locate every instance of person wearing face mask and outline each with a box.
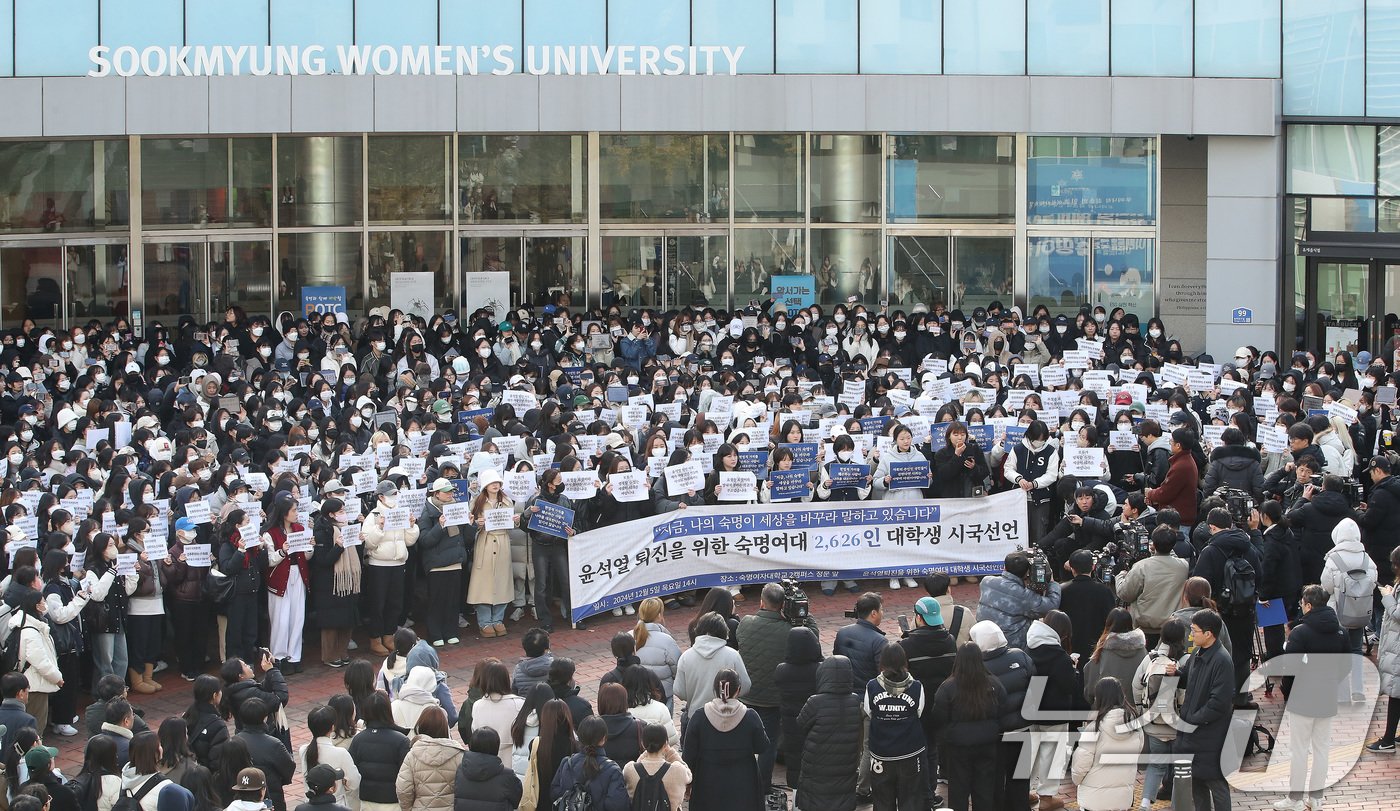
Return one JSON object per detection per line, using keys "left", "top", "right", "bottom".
{"left": 415, "top": 479, "right": 468, "bottom": 648}
{"left": 362, "top": 481, "right": 420, "bottom": 656}
{"left": 161, "top": 517, "right": 211, "bottom": 682}
{"left": 40, "top": 547, "right": 90, "bottom": 737}
{"left": 620, "top": 321, "right": 658, "bottom": 372}
{"left": 83, "top": 532, "right": 138, "bottom": 687}
{"left": 932, "top": 422, "right": 990, "bottom": 499}
{"left": 1004, "top": 421, "right": 1060, "bottom": 544}
{"left": 523, "top": 469, "right": 585, "bottom": 632}
{"left": 310, "top": 496, "right": 361, "bottom": 668}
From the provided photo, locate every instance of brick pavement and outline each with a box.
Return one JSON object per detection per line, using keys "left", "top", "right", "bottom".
{"left": 49, "top": 581, "right": 1400, "bottom": 810}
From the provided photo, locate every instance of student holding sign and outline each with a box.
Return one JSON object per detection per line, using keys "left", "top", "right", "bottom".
{"left": 468, "top": 470, "right": 516, "bottom": 638}
{"left": 310, "top": 498, "right": 363, "bottom": 668}
{"left": 362, "top": 481, "right": 420, "bottom": 657}
{"left": 161, "top": 517, "right": 213, "bottom": 682}
{"left": 121, "top": 517, "right": 167, "bottom": 696}
{"left": 760, "top": 447, "right": 815, "bottom": 505}
{"left": 931, "top": 422, "right": 990, "bottom": 499}
{"left": 216, "top": 509, "right": 267, "bottom": 666}
{"left": 415, "top": 479, "right": 469, "bottom": 649}
{"left": 596, "top": 456, "right": 655, "bottom": 616}
{"left": 522, "top": 470, "right": 584, "bottom": 632}
{"left": 705, "top": 444, "right": 757, "bottom": 505}
{"left": 263, "top": 493, "right": 314, "bottom": 673}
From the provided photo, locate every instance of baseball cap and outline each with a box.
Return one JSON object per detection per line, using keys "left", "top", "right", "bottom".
{"left": 23, "top": 746, "right": 57, "bottom": 773}
{"left": 913, "top": 597, "right": 943, "bottom": 627}
{"left": 174, "top": 517, "right": 197, "bottom": 533}
{"left": 1369, "top": 455, "right": 1393, "bottom": 474}
{"left": 375, "top": 481, "right": 397, "bottom": 497}
{"left": 305, "top": 764, "right": 345, "bottom": 793}
{"left": 430, "top": 478, "right": 456, "bottom": 494}
{"left": 322, "top": 479, "right": 347, "bottom": 494}
{"left": 233, "top": 767, "right": 266, "bottom": 791}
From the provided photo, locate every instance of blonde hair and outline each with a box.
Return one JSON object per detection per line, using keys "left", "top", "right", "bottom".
{"left": 633, "top": 597, "right": 664, "bottom": 648}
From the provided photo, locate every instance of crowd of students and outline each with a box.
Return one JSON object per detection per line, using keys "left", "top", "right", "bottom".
{"left": 0, "top": 296, "right": 1394, "bottom": 811}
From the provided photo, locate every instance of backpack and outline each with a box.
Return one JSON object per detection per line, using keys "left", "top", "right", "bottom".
{"left": 552, "top": 760, "right": 593, "bottom": 811}
{"left": 629, "top": 762, "right": 671, "bottom": 811}
{"left": 1137, "top": 651, "right": 1182, "bottom": 722}
{"left": 111, "top": 775, "right": 166, "bottom": 811}
{"left": 1328, "top": 550, "right": 1377, "bottom": 630}
{"left": 0, "top": 624, "right": 35, "bottom": 675}
{"left": 1219, "top": 549, "right": 1257, "bottom": 611}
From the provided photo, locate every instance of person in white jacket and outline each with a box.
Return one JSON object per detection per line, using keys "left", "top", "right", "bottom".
{"left": 1071, "top": 678, "right": 1144, "bottom": 811}
{"left": 1320, "top": 517, "right": 1378, "bottom": 702}
{"left": 874, "top": 425, "right": 931, "bottom": 588}
{"left": 362, "top": 481, "right": 420, "bottom": 656}
{"left": 11, "top": 590, "right": 62, "bottom": 733}
{"left": 298, "top": 705, "right": 362, "bottom": 810}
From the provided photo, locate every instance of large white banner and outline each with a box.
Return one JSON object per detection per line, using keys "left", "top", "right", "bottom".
{"left": 567, "top": 489, "right": 1029, "bottom": 621}
{"left": 464, "top": 271, "right": 512, "bottom": 321}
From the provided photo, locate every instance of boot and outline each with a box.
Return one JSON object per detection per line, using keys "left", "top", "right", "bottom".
{"left": 142, "top": 663, "right": 162, "bottom": 691}
{"left": 128, "top": 668, "right": 157, "bottom": 695}
{"left": 1038, "top": 796, "right": 1064, "bottom": 811}
{"left": 369, "top": 635, "right": 390, "bottom": 656}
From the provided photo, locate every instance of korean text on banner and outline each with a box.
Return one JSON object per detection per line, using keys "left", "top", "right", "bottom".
{"left": 565, "top": 489, "right": 1028, "bottom": 622}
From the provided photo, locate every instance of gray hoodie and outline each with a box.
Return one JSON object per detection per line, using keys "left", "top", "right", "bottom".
{"left": 673, "top": 635, "right": 752, "bottom": 717}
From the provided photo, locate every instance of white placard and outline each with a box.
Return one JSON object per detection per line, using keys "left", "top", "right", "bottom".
{"left": 115, "top": 553, "right": 138, "bottom": 576}
{"left": 285, "top": 529, "right": 314, "bottom": 554}
{"left": 608, "top": 471, "right": 649, "bottom": 503}
{"left": 560, "top": 471, "right": 599, "bottom": 501}
{"left": 245, "top": 472, "right": 270, "bottom": 493}
{"left": 1326, "top": 402, "right": 1358, "bottom": 425}
{"left": 390, "top": 271, "right": 436, "bottom": 317}
{"left": 716, "top": 471, "right": 757, "bottom": 502}
{"left": 184, "top": 544, "right": 212, "bottom": 567}
{"left": 502, "top": 389, "right": 537, "bottom": 412}
{"left": 400, "top": 457, "right": 427, "bottom": 481}
{"left": 381, "top": 508, "right": 411, "bottom": 532}
{"left": 503, "top": 471, "right": 538, "bottom": 504}
{"left": 71, "top": 551, "right": 86, "bottom": 571}
{"left": 1109, "top": 430, "right": 1138, "bottom": 452}
{"left": 664, "top": 461, "right": 704, "bottom": 497}
{"left": 340, "top": 524, "right": 362, "bottom": 547}
{"left": 442, "top": 502, "right": 472, "bottom": 527}
{"left": 1259, "top": 425, "right": 1289, "bottom": 454}
{"left": 1063, "top": 447, "right": 1106, "bottom": 478}
{"left": 185, "top": 501, "right": 212, "bottom": 525}
{"left": 239, "top": 524, "right": 259, "bottom": 546}
{"left": 143, "top": 538, "right": 168, "bottom": 562}
{"left": 352, "top": 470, "right": 378, "bottom": 495}
{"left": 398, "top": 488, "right": 427, "bottom": 517}
{"left": 483, "top": 507, "right": 514, "bottom": 532}
{"left": 1040, "top": 366, "right": 1068, "bottom": 388}
{"left": 463, "top": 271, "right": 511, "bottom": 321}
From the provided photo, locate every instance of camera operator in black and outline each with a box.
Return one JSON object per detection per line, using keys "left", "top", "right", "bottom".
{"left": 1038, "top": 485, "right": 1115, "bottom": 575}
{"left": 1358, "top": 455, "right": 1400, "bottom": 588}
{"left": 1286, "top": 474, "right": 1358, "bottom": 586}
{"left": 1192, "top": 507, "right": 1265, "bottom": 709}
{"left": 1005, "top": 420, "right": 1059, "bottom": 544}
{"left": 1203, "top": 427, "right": 1265, "bottom": 500}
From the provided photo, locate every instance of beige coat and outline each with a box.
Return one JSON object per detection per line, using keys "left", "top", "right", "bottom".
{"left": 395, "top": 735, "right": 467, "bottom": 811}
{"left": 467, "top": 497, "right": 514, "bottom": 606}
{"left": 1071, "top": 708, "right": 1144, "bottom": 811}
{"left": 622, "top": 751, "right": 691, "bottom": 810}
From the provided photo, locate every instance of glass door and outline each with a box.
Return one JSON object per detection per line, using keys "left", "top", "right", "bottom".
{"left": 888, "top": 235, "right": 949, "bottom": 308}
{"left": 601, "top": 232, "right": 726, "bottom": 311}
{"left": 460, "top": 232, "right": 587, "bottom": 311}
{"left": 0, "top": 244, "right": 64, "bottom": 329}
{"left": 1310, "top": 260, "right": 1369, "bottom": 355}
{"left": 146, "top": 236, "right": 272, "bottom": 324}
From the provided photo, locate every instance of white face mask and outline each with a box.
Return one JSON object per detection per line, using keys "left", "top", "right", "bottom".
{"left": 198, "top": 469, "right": 212, "bottom": 481}
{"left": 1056, "top": 325, "right": 1067, "bottom": 334}
{"left": 478, "top": 348, "right": 491, "bottom": 358}
{"left": 837, "top": 450, "right": 854, "bottom": 462}
{"left": 688, "top": 444, "right": 704, "bottom": 456}
{"left": 1148, "top": 328, "right": 1162, "bottom": 338}
{"left": 308, "top": 429, "right": 320, "bottom": 440}
{"left": 382, "top": 494, "right": 398, "bottom": 509}
{"left": 1029, "top": 439, "right": 1046, "bottom": 451}
{"left": 1093, "top": 313, "right": 1106, "bottom": 323}
{"left": 6, "top": 453, "right": 20, "bottom": 465}
{"left": 651, "top": 447, "right": 666, "bottom": 458}
{"left": 894, "top": 331, "right": 906, "bottom": 340}
{"left": 258, "top": 347, "right": 271, "bottom": 358}
{"left": 235, "top": 492, "right": 251, "bottom": 503}
{"left": 1283, "top": 382, "right": 1296, "bottom": 393}
{"left": 18, "top": 430, "right": 31, "bottom": 442}
{"left": 349, "top": 416, "right": 362, "bottom": 428}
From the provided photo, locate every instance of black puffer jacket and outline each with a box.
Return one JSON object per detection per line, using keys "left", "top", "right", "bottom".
{"left": 930, "top": 673, "right": 1009, "bottom": 746}
{"left": 898, "top": 624, "right": 956, "bottom": 744}
{"left": 982, "top": 644, "right": 1036, "bottom": 731}
{"left": 774, "top": 627, "right": 822, "bottom": 787}
{"left": 417, "top": 499, "right": 467, "bottom": 571}
{"left": 347, "top": 722, "right": 411, "bottom": 804}
{"left": 795, "top": 656, "right": 863, "bottom": 811}
{"left": 1287, "top": 489, "right": 1356, "bottom": 561}
{"left": 452, "top": 750, "right": 522, "bottom": 811}
{"left": 223, "top": 671, "right": 288, "bottom": 733}
{"left": 1203, "top": 444, "right": 1264, "bottom": 498}
{"left": 1360, "top": 475, "right": 1400, "bottom": 576}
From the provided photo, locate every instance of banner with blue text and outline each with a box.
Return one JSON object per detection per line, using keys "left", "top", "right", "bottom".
{"left": 567, "top": 489, "right": 1028, "bottom": 621}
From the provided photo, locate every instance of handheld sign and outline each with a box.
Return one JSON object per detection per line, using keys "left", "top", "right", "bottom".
{"left": 184, "top": 544, "right": 212, "bottom": 568}
{"left": 560, "top": 471, "right": 599, "bottom": 501}
{"left": 185, "top": 501, "right": 212, "bottom": 525}
{"left": 115, "top": 553, "right": 139, "bottom": 577}
{"left": 341, "top": 524, "right": 362, "bottom": 547}
{"left": 780, "top": 443, "right": 820, "bottom": 471}
{"left": 483, "top": 508, "right": 514, "bottom": 533}
{"left": 716, "top": 472, "right": 757, "bottom": 502}
{"left": 768, "top": 470, "right": 811, "bottom": 501}
{"left": 664, "top": 462, "right": 704, "bottom": 497}
{"left": 1063, "top": 447, "right": 1106, "bottom": 478}
{"left": 888, "top": 461, "right": 931, "bottom": 490}
{"left": 143, "top": 538, "right": 169, "bottom": 562}
{"left": 527, "top": 501, "right": 574, "bottom": 540}
{"left": 609, "top": 471, "right": 649, "bottom": 503}
{"left": 828, "top": 463, "right": 869, "bottom": 490}
{"left": 1109, "top": 430, "right": 1138, "bottom": 452}
{"left": 381, "top": 508, "right": 411, "bottom": 532}
{"left": 285, "top": 530, "right": 314, "bottom": 554}
{"left": 442, "top": 502, "right": 473, "bottom": 527}
{"left": 503, "top": 472, "right": 538, "bottom": 504}
{"left": 736, "top": 450, "right": 769, "bottom": 479}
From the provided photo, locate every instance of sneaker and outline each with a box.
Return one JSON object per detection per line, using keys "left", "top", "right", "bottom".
{"left": 612, "top": 607, "right": 624, "bottom": 617}
{"left": 446, "top": 637, "right": 460, "bottom": 645}
{"left": 1272, "top": 800, "right": 1306, "bottom": 811}
{"left": 1351, "top": 692, "right": 1368, "bottom": 704}
{"left": 53, "top": 724, "right": 78, "bottom": 737}
{"left": 432, "top": 640, "right": 445, "bottom": 648}
{"left": 903, "top": 578, "right": 919, "bottom": 588}
{"left": 181, "top": 673, "right": 196, "bottom": 682}
{"left": 153, "top": 660, "right": 169, "bottom": 674}
{"left": 509, "top": 606, "right": 525, "bottom": 622}
{"left": 623, "top": 604, "right": 636, "bottom": 615}
{"left": 1366, "top": 739, "right": 1396, "bottom": 753}
{"left": 347, "top": 639, "right": 358, "bottom": 650}
{"left": 459, "top": 616, "right": 471, "bottom": 628}
{"left": 573, "top": 621, "right": 589, "bottom": 631}
{"left": 326, "top": 659, "right": 348, "bottom": 669}
{"left": 889, "top": 579, "right": 901, "bottom": 589}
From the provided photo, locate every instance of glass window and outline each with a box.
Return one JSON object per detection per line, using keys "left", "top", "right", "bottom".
{"left": 1379, "top": 199, "right": 1400, "bottom": 232}
{"left": 887, "top": 134, "right": 1015, "bottom": 222}
{"left": 609, "top": 0, "right": 689, "bottom": 47}
{"left": 1312, "top": 197, "right": 1377, "bottom": 231}
{"left": 463, "top": 236, "right": 523, "bottom": 307}
{"left": 1383, "top": 127, "right": 1400, "bottom": 195}
{"left": 693, "top": 0, "right": 775, "bottom": 73}
{"left": 1284, "top": 0, "right": 1364, "bottom": 116}
{"left": 860, "top": 0, "right": 941, "bottom": 74}
{"left": 69, "top": 243, "right": 130, "bottom": 321}
{"left": 889, "top": 235, "right": 949, "bottom": 309}
{"left": 810, "top": 229, "right": 881, "bottom": 304}
{"left": 603, "top": 235, "right": 663, "bottom": 310}
{"left": 185, "top": 0, "right": 269, "bottom": 46}
{"left": 733, "top": 228, "right": 802, "bottom": 299}
{"left": 0, "top": 0, "right": 13, "bottom": 77}
{"left": 1369, "top": 0, "right": 1400, "bottom": 116}
{"left": 954, "top": 236, "right": 1012, "bottom": 311}
{"left": 1195, "top": 0, "right": 1281, "bottom": 78}
{"left": 16, "top": 0, "right": 96, "bottom": 76}
{"left": 527, "top": 236, "right": 585, "bottom": 309}
{"left": 210, "top": 240, "right": 272, "bottom": 319}
{"left": 101, "top": 0, "right": 183, "bottom": 52}
{"left": 599, "top": 135, "right": 728, "bottom": 223}
{"left": 277, "top": 136, "right": 364, "bottom": 228}
{"left": 1091, "top": 237, "right": 1154, "bottom": 319}
{"left": 1028, "top": 0, "right": 1109, "bottom": 76}
{"left": 667, "top": 235, "right": 728, "bottom": 310}
{"left": 366, "top": 231, "right": 451, "bottom": 313}
{"left": 0, "top": 140, "right": 128, "bottom": 233}
{"left": 271, "top": 0, "right": 351, "bottom": 47}
{"left": 276, "top": 232, "right": 363, "bottom": 316}
{"left": 367, "top": 136, "right": 449, "bottom": 225}
{"left": 733, "top": 134, "right": 804, "bottom": 222}
{"left": 459, "top": 135, "right": 586, "bottom": 224}
{"left": 355, "top": 0, "right": 435, "bottom": 47}
{"left": 143, "top": 242, "right": 206, "bottom": 322}
{"left": 141, "top": 139, "right": 273, "bottom": 229}
{"left": 1, "top": 246, "right": 65, "bottom": 329}
{"left": 1028, "top": 236, "right": 1089, "bottom": 312}
{"left": 524, "top": 0, "right": 605, "bottom": 49}
{"left": 811, "top": 135, "right": 881, "bottom": 223}
{"left": 441, "top": 0, "right": 521, "bottom": 73}
{"left": 776, "top": 0, "right": 857, "bottom": 73}
{"left": 1027, "top": 136, "right": 1157, "bottom": 225}
{"left": 944, "top": 0, "right": 1025, "bottom": 75}
{"left": 1110, "top": 0, "right": 1192, "bottom": 76}
{"left": 1288, "top": 125, "right": 1376, "bottom": 195}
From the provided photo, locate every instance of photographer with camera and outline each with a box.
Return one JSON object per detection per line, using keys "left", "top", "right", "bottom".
{"left": 1358, "top": 455, "right": 1400, "bottom": 593}
{"left": 736, "top": 583, "right": 818, "bottom": 797}
{"left": 977, "top": 551, "right": 1062, "bottom": 650}
{"left": 1286, "top": 474, "right": 1358, "bottom": 586}
{"left": 1192, "top": 507, "right": 1264, "bottom": 709}
{"left": 1115, "top": 525, "right": 1190, "bottom": 649}
{"left": 1203, "top": 427, "right": 1264, "bottom": 500}
{"left": 1038, "top": 485, "right": 1115, "bottom": 575}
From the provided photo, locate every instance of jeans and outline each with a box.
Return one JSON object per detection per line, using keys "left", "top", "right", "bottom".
{"left": 474, "top": 602, "right": 506, "bottom": 626}
{"left": 1141, "top": 735, "right": 1174, "bottom": 806}
{"left": 426, "top": 569, "right": 462, "bottom": 644}
{"left": 532, "top": 542, "right": 571, "bottom": 627}
{"left": 871, "top": 755, "right": 924, "bottom": 811}
{"left": 1192, "top": 776, "right": 1231, "bottom": 811}
{"left": 944, "top": 742, "right": 997, "bottom": 811}
{"left": 91, "top": 632, "right": 128, "bottom": 681}
{"left": 1286, "top": 713, "right": 1333, "bottom": 802}
{"left": 753, "top": 704, "right": 781, "bottom": 794}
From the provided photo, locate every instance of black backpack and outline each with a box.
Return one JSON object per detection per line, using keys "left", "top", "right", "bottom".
{"left": 112, "top": 775, "right": 166, "bottom": 811}
{"left": 1220, "top": 549, "right": 1257, "bottom": 611}
{"left": 629, "top": 762, "right": 671, "bottom": 811}
{"left": 0, "top": 623, "right": 35, "bottom": 674}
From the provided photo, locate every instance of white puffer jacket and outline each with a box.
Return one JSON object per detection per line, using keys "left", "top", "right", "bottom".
{"left": 11, "top": 612, "right": 61, "bottom": 693}
{"left": 362, "top": 505, "right": 420, "bottom": 566}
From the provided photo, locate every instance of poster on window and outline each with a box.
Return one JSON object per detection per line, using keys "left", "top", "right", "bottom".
{"left": 464, "top": 271, "right": 512, "bottom": 321}
{"left": 390, "top": 272, "right": 435, "bottom": 318}
{"left": 1092, "top": 238, "right": 1153, "bottom": 318}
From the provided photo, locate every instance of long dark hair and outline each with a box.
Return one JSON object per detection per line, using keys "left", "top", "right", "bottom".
{"left": 328, "top": 694, "right": 357, "bottom": 740}
{"left": 534, "top": 699, "right": 577, "bottom": 792}
{"left": 305, "top": 705, "right": 335, "bottom": 769}
{"left": 512, "top": 683, "right": 555, "bottom": 748}
{"left": 1089, "top": 675, "right": 1140, "bottom": 728}
{"left": 948, "top": 643, "right": 998, "bottom": 721}
{"left": 687, "top": 588, "right": 735, "bottom": 642}
{"left": 1158, "top": 618, "right": 1189, "bottom": 661}
{"left": 1091, "top": 607, "right": 1136, "bottom": 663}
{"left": 78, "top": 734, "right": 119, "bottom": 779}
{"left": 156, "top": 717, "right": 194, "bottom": 768}
{"left": 212, "top": 737, "right": 252, "bottom": 805}
{"left": 575, "top": 716, "right": 607, "bottom": 781}
{"left": 344, "top": 659, "right": 376, "bottom": 719}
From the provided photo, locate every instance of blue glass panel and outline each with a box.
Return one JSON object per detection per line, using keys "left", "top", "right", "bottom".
{"left": 186, "top": 0, "right": 269, "bottom": 46}
{"left": 1029, "top": 236, "right": 1089, "bottom": 311}
{"left": 355, "top": 0, "right": 436, "bottom": 46}
{"left": 1372, "top": 0, "right": 1400, "bottom": 115}
{"left": 525, "top": 0, "right": 605, "bottom": 48}
{"left": 1028, "top": 0, "right": 1109, "bottom": 75}
{"left": 860, "top": 0, "right": 941, "bottom": 74}
{"left": 1196, "top": 0, "right": 1281, "bottom": 78}
{"left": 271, "top": 0, "right": 351, "bottom": 48}
{"left": 441, "top": 0, "right": 522, "bottom": 73}
{"left": 1110, "top": 0, "right": 1192, "bottom": 76}
{"left": 609, "top": 0, "right": 689, "bottom": 47}
{"left": 1027, "top": 136, "right": 1157, "bottom": 225}
{"left": 16, "top": 0, "right": 97, "bottom": 76}
{"left": 1284, "top": 0, "right": 1364, "bottom": 116}
{"left": 944, "top": 0, "right": 1025, "bottom": 75}
{"left": 776, "top": 0, "right": 857, "bottom": 73}
{"left": 102, "top": 0, "right": 183, "bottom": 52}
{"left": 0, "top": 0, "right": 13, "bottom": 75}
{"left": 693, "top": 0, "right": 776, "bottom": 73}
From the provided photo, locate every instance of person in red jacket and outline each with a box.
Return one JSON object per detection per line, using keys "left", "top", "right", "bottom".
{"left": 1145, "top": 428, "right": 1200, "bottom": 525}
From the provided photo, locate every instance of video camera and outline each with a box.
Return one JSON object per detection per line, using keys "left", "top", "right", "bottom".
{"left": 780, "top": 578, "right": 810, "bottom": 626}
{"left": 1022, "top": 546, "right": 1053, "bottom": 595}
{"left": 1113, "top": 520, "right": 1151, "bottom": 568}
{"left": 1092, "top": 544, "right": 1120, "bottom": 585}
{"left": 1217, "top": 487, "right": 1255, "bottom": 528}
{"left": 1307, "top": 476, "right": 1365, "bottom": 508}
